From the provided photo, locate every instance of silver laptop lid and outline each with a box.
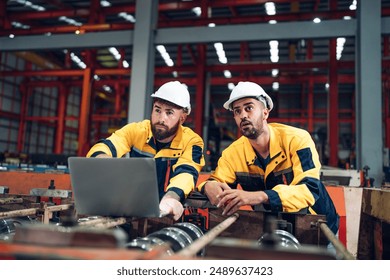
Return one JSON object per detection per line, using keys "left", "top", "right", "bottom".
{"left": 68, "top": 157, "right": 161, "bottom": 218}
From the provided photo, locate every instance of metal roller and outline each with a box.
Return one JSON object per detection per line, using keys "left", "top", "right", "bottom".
{"left": 147, "top": 227, "right": 193, "bottom": 252}
{"left": 258, "top": 229, "right": 301, "bottom": 249}
{"left": 0, "top": 217, "right": 36, "bottom": 241}
{"left": 171, "top": 222, "right": 205, "bottom": 256}
{"left": 126, "top": 236, "right": 173, "bottom": 255}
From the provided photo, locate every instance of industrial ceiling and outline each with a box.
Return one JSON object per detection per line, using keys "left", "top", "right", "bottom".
{"left": 1, "top": 0, "right": 389, "bottom": 130}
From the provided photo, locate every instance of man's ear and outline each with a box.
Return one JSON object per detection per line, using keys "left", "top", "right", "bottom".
{"left": 263, "top": 108, "right": 269, "bottom": 120}
{"left": 180, "top": 114, "right": 187, "bottom": 124}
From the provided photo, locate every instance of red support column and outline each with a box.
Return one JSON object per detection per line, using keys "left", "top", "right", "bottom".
{"left": 77, "top": 68, "right": 92, "bottom": 156}
{"left": 17, "top": 87, "right": 28, "bottom": 153}
{"left": 54, "top": 84, "right": 67, "bottom": 154}
{"left": 328, "top": 38, "right": 339, "bottom": 167}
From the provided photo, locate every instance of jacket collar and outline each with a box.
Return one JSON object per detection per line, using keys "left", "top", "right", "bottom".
{"left": 242, "top": 124, "right": 285, "bottom": 166}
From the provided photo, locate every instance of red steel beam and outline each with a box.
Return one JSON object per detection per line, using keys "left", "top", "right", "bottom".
{"left": 77, "top": 68, "right": 92, "bottom": 156}
{"left": 54, "top": 85, "right": 67, "bottom": 154}
{"left": 17, "top": 88, "right": 27, "bottom": 153}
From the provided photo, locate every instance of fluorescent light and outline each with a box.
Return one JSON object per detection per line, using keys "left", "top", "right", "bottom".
{"left": 228, "top": 83, "right": 235, "bottom": 90}
{"left": 313, "top": 17, "right": 321, "bottom": 23}
{"left": 100, "top": 0, "right": 111, "bottom": 7}
{"left": 118, "top": 12, "right": 136, "bottom": 23}
{"left": 224, "top": 70, "right": 232, "bottom": 78}
{"left": 269, "top": 40, "right": 279, "bottom": 63}
{"left": 265, "top": 2, "right": 276, "bottom": 16}
{"left": 156, "top": 45, "right": 174, "bottom": 67}
{"left": 349, "top": 0, "right": 357, "bottom": 10}
{"left": 192, "top": 7, "right": 201, "bottom": 16}
{"left": 214, "top": 42, "right": 228, "bottom": 64}
{"left": 336, "top": 37, "right": 346, "bottom": 60}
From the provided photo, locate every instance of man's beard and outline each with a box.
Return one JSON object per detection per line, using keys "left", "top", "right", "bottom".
{"left": 240, "top": 120, "right": 260, "bottom": 139}
{"left": 152, "top": 120, "right": 180, "bottom": 141}
{"left": 241, "top": 126, "right": 260, "bottom": 139}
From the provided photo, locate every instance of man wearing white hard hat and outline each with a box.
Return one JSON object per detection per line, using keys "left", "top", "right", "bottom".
{"left": 198, "top": 81, "right": 339, "bottom": 237}
{"left": 87, "top": 81, "right": 205, "bottom": 221}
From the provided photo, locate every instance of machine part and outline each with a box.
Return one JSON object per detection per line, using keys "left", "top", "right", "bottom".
{"left": 0, "top": 186, "right": 9, "bottom": 194}
{"left": 126, "top": 236, "right": 173, "bottom": 255}
{"left": 0, "top": 197, "right": 23, "bottom": 204}
{"left": 207, "top": 237, "right": 336, "bottom": 260}
{"left": 172, "top": 222, "right": 205, "bottom": 256}
{"left": 12, "top": 223, "right": 128, "bottom": 248}
{"left": 177, "top": 213, "right": 239, "bottom": 257}
{"left": 148, "top": 227, "right": 193, "bottom": 252}
{"left": 0, "top": 219, "right": 21, "bottom": 240}
{"left": 30, "top": 188, "right": 72, "bottom": 198}
{"left": 0, "top": 217, "right": 37, "bottom": 241}
{"left": 0, "top": 208, "right": 38, "bottom": 219}
{"left": 258, "top": 229, "right": 301, "bottom": 250}
{"left": 320, "top": 167, "right": 362, "bottom": 187}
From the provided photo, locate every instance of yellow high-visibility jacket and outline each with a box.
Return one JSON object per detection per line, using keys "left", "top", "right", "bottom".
{"left": 87, "top": 120, "right": 205, "bottom": 202}
{"left": 199, "top": 123, "right": 339, "bottom": 234}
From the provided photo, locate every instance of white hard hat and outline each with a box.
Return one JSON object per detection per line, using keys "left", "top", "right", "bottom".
{"left": 223, "top": 81, "right": 274, "bottom": 111}
{"left": 151, "top": 81, "right": 191, "bottom": 114}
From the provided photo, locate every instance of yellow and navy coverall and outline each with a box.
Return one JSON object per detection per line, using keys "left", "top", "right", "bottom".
{"left": 86, "top": 120, "right": 205, "bottom": 202}
{"left": 199, "top": 123, "right": 339, "bottom": 234}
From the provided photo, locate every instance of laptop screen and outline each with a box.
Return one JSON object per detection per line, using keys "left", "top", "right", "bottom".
{"left": 68, "top": 157, "right": 161, "bottom": 218}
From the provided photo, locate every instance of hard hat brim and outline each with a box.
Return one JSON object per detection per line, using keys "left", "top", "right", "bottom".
{"left": 223, "top": 94, "right": 273, "bottom": 111}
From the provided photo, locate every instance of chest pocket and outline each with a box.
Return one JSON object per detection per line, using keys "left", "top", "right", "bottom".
{"left": 266, "top": 168, "right": 294, "bottom": 187}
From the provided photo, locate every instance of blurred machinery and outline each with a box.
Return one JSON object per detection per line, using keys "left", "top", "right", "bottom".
{"left": 0, "top": 184, "right": 355, "bottom": 260}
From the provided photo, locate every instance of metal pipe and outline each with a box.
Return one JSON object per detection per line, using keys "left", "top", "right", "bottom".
{"left": 79, "top": 217, "right": 127, "bottom": 229}
{"left": 0, "top": 197, "right": 23, "bottom": 204}
{"left": 177, "top": 213, "right": 239, "bottom": 257}
{"left": 317, "top": 219, "right": 355, "bottom": 260}
{"left": 0, "top": 208, "right": 38, "bottom": 218}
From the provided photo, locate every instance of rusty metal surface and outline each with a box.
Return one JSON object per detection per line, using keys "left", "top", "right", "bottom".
{"left": 12, "top": 223, "right": 128, "bottom": 248}
{"left": 208, "top": 209, "right": 264, "bottom": 240}
{"left": 0, "top": 241, "right": 192, "bottom": 260}
{"left": 361, "top": 188, "right": 390, "bottom": 223}
{"left": 293, "top": 214, "right": 328, "bottom": 246}
{"left": 205, "top": 237, "right": 336, "bottom": 260}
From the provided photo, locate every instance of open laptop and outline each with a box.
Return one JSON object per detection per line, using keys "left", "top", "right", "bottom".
{"left": 68, "top": 157, "right": 162, "bottom": 218}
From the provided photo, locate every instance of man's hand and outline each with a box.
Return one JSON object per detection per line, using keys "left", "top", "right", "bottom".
{"left": 217, "top": 190, "right": 269, "bottom": 216}
{"left": 95, "top": 153, "right": 111, "bottom": 158}
{"left": 204, "top": 181, "right": 231, "bottom": 206}
{"left": 159, "top": 191, "right": 184, "bottom": 220}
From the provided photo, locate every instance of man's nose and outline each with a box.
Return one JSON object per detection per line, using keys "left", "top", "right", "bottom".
{"left": 239, "top": 111, "right": 248, "bottom": 119}
{"left": 158, "top": 113, "right": 167, "bottom": 122}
